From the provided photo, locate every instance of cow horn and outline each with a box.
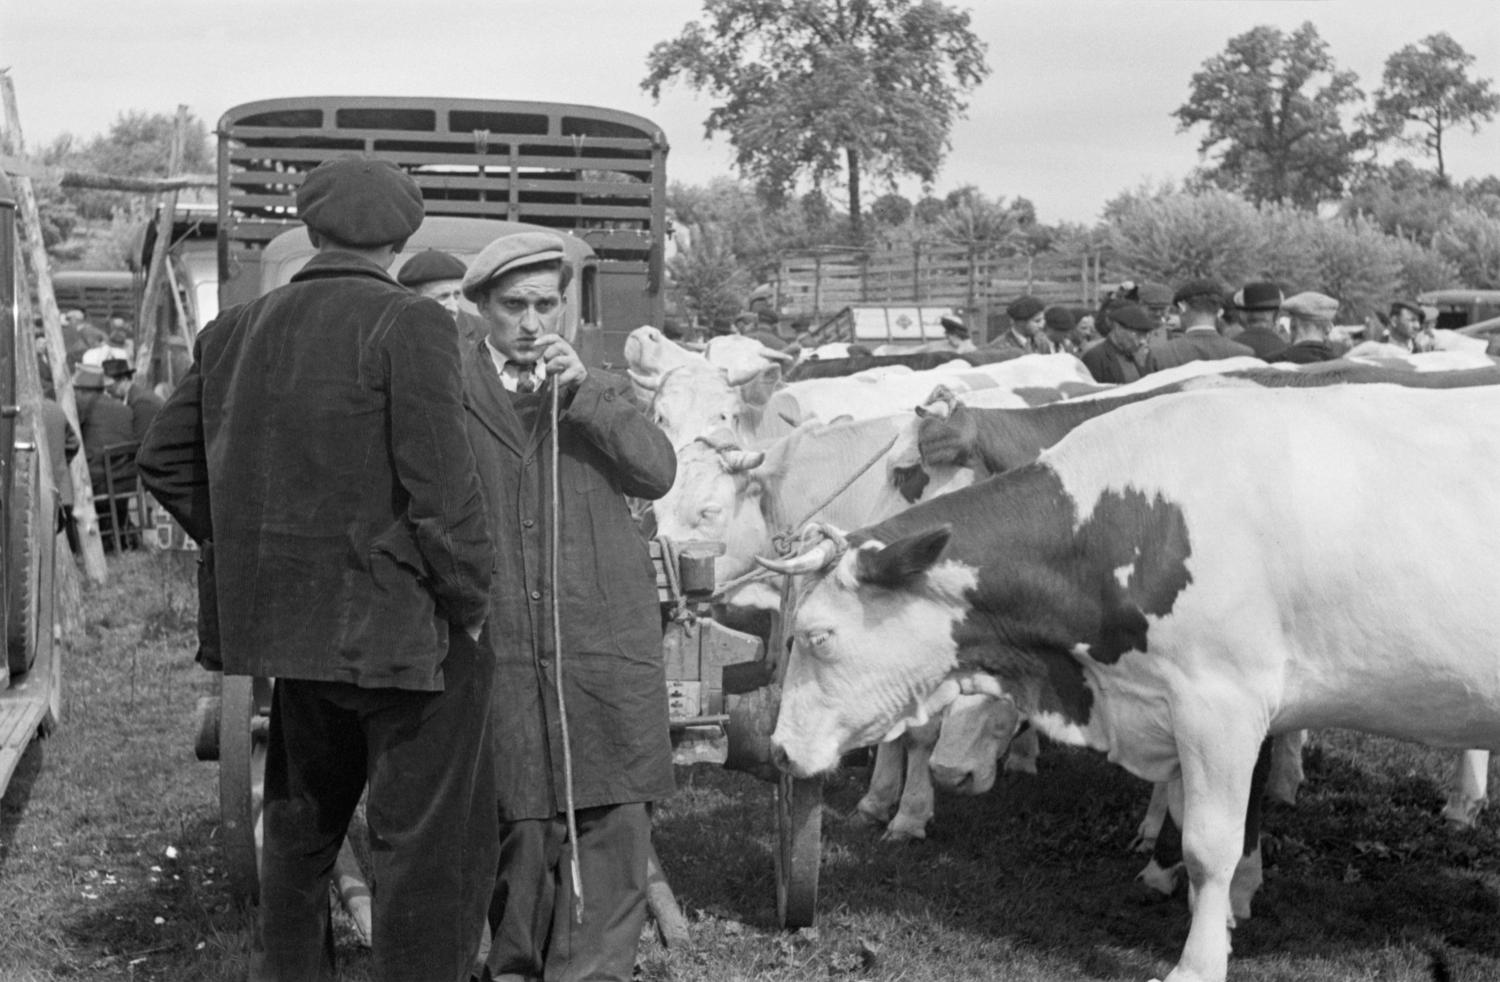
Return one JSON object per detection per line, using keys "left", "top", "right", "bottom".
{"left": 723, "top": 363, "right": 764, "bottom": 387}
{"left": 918, "top": 385, "right": 960, "bottom": 419}
{"left": 627, "top": 368, "right": 660, "bottom": 392}
{"left": 719, "top": 448, "right": 766, "bottom": 473}
{"left": 755, "top": 537, "right": 840, "bottom": 575}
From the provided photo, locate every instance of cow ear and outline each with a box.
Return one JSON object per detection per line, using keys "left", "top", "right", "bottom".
{"left": 855, "top": 525, "right": 952, "bottom": 588}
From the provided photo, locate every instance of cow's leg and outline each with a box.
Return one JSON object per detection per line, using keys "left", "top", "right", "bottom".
{"left": 853, "top": 739, "right": 905, "bottom": 828}
{"left": 1131, "top": 780, "right": 1170, "bottom": 853}
{"left": 1230, "top": 737, "right": 1272, "bottom": 923}
{"left": 1441, "top": 749, "right": 1490, "bottom": 828}
{"left": 1137, "top": 780, "right": 1184, "bottom": 897}
{"left": 1160, "top": 714, "right": 1263, "bottom": 982}
{"left": 1265, "top": 729, "right": 1305, "bottom": 805}
{"left": 1003, "top": 723, "right": 1039, "bottom": 774}
{"left": 885, "top": 718, "right": 940, "bottom": 841}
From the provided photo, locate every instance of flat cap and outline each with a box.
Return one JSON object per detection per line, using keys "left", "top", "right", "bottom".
{"left": 101, "top": 357, "right": 135, "bottom": 379}
{"left": 1233, "top": 281, "right": 1282, "bottom": 311}
{"left": 940, "top": 315, "right": 969, "bottom": 338}
{"left": 1043, "top": 306, "right": 1076, "bottom": 332}
{"left": 71, "top": 365, "right": 107, "bottom": 390}
{"left": 1104, "top": 301, "right": 1155, "bottom": 333}
{"left": 296, "top": 157, "right": 424, "bottom": 247}
{"left": 1006, "top": 295, "right": 1046, "bottom": 322}
{"left": 462, "top": 231, "right": 568, "bottom": 301}
{"left": 1172, "top": 278, "right": 1226, "bottom": 305}
{"left": 1282, "top": 291, "right": 1339, "bottom": 322}
{"left": 1389, "top": 299, "right": 1423, "bottom": 319}
{"left": 397, "top": 249, "right": 468, "bottom": 288}
{"left": 1137, "top": 282, "right": 1174, "bottom": 306}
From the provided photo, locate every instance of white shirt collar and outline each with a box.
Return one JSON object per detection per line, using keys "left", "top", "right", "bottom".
{"left": 483, "top": 339, "right": 544, "bottom": 393}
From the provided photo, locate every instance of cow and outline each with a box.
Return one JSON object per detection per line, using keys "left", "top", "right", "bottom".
{"left": 760, "top": 383, "right": 1500, "bottom": 982}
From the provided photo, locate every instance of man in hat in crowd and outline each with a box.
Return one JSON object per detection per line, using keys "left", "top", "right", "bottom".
{"left": 1137, "top": 282, "right": 1180, "bottom": 338}
{"left": 986, "top": 295, "right": 1050, "bottom": 353}
{"left": 101, "top": 358, "right": 163, "bottom": 443}
{"left": 138, "top": 156, "right": 497, "bottom": 982}
{"left": 73, "top": 363, "right": 139, "bottom": 549}
{"left": 1228, "top": 281, "right": 1288, "bottom": 358}
{"left": 1388, "top": 299, "right": 1435, "bottom": 353}
{"left": 398, "top": 247, "right": 486, "bottom": 344}
{"left": 1273, "top": 292, "right": 1342, "bottom": 364}
{"left": 459, "top": 231, "right": 676, "bottom": 982}
{"left": 1081, "top": 301, "right": 1157, "bottom": 383}
{"left": 1148, "top": 278, "right": 1253, "bottom": 370}
{"left": 938, "top": 314, "right": 977, "bottom": 353}
{"left": 1041, "top": 305, "right": 1082, "bottom": 356}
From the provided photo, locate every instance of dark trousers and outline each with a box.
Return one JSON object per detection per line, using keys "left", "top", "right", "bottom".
{"left": 251, "top": 627, "right": 498, "bottom": 982}
{"left": 484, "top": 802, "right": 651, "bottom": 982}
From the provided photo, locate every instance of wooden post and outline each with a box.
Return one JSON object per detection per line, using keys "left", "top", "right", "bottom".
{"left": 134, "top": 104, "right": 188, "bottom": 390}
{"left": 1, "top": 71, "right": 109, "bottom": 582}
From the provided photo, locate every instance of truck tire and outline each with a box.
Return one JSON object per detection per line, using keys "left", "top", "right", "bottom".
{"left": 7, "top": 442, "right": 41, "bottom": 677}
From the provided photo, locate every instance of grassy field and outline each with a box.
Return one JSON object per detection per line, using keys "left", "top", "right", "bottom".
{"left": 3, "top": 550, "right": 1499, "bottom": 981}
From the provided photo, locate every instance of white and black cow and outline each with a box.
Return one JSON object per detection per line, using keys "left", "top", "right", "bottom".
{"left": 761, "top": 384, "right": 1500, "bottom": 982}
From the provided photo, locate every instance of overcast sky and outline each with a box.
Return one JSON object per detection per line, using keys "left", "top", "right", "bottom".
{"left": 3, "top": 0, "right": 1497, "bottom": 225}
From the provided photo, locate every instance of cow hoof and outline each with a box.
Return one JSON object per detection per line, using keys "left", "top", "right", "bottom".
{"left": 1136, "top": 859, "right": 1183, "bottom": 898}
{"left": 1441, "top": 796, "right": 1487, "bottom": 828}
{"left": 1003, "top": 757, "right": 1038, "bottom": 776}
{"left": 1128, "top": 832, "right": 1158, "bottom": 855}
{"left": 848, "top": 808, "right": 886, "bottom": 831}
{"left": 881, "top": 821, "right": 928, "bottom": 843}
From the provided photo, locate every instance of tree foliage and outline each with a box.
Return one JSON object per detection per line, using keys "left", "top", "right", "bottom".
{"left": 1174, "top": 22, "right": 1363, "bottom": 209}
{"left": 1366, "top": 32, "right": 1500, "bottom": 181}
{"left": 642, "top": 0, "right": 989, "bottom": 238}
{"left": 1434, "top": 208, "right": 1500, "bottom": 289}
{"left": 667, "top": 223, "right": 751, "bottom": 327}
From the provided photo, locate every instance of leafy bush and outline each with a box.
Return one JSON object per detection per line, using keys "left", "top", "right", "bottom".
{"left": 1434, "top": 208, "right": 1500, "bottom": 289}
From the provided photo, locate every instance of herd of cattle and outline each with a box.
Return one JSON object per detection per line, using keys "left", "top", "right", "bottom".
{"left": 622, "top": 327, "right": 1500, "bottom": 982}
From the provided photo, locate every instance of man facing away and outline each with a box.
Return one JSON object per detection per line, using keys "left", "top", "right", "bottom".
{"left": 459, "top": 232, "right": 677, "bottom": 982}
{"left": 1148, "top": 278, "right": 1253, "bottom": 370}
{"left": 138, "top": 156, "right": 498, "bottom": 982}
{"left": 1229, "top": 281, "right": 1288, "bottom": 358}
{"left": 1271, "top": 292, "right": 1342, "bottom": 364}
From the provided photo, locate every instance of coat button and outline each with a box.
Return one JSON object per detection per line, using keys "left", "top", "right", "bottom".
{"left": 530, "top": 590, "right": 542, "bottom": 601}
{"left": 523, "top": 456, "right": 534, "bottom": 467}
{"left": 603, "top": 389, "right": 614, "bottom": 401}
{"left": 523, "top": 519, "right": 534, "bottom": 528}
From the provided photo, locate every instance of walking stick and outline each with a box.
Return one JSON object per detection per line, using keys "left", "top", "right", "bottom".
{"left": 547, "top": 376, "right": 586, "bottom": 922}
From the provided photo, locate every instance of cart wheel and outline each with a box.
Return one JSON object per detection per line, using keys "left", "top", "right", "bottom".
{"left": 220, "top": 674, "right": 270, "bottom": 902}
{"left": 774, "top": 773, "right": 822, "bottom": 928}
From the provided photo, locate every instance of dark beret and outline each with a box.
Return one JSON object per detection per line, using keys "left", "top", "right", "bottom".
{"left": 397, "top": 249, "right": 468, "bottom": 288}
{"left": 1005, "top": 296, "right": 1046, "bottom": 322}
{"left": 1235, "top": 281, "right": 1282, "bottom": 311}
{"left": 1043, "top": 306, "right": 1076, "bottom": 332}
{"left": 462, "top": 231, "right": 568, "bottom": 301}
{"left": 940, "top": 315, "right": 969, "bottom": 338}
{"left": 1389, "top": 299, "right": 1423, "bottom": 319}
{"left": 101, "top": 357, "right": 135, "bottom": 379}
{"left": 296, "top": 157, "right": 424, "bottom": 247}
{"left": 1105, "top": 301, "right": 1154, "bottom": 333}
{"left": 1172, "top": 278, "right": 1226, "bottom": 305}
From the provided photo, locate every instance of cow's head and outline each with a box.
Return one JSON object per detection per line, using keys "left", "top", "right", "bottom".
{"left": 928, "top": 692, "right": 1023, "bottom": 795}
{"left": 653, "top": 436, "right": 769, "bottom": 584}
{"left": 759, "top": 525, "right": 981, "bottom": 777}
{"left": 645, "top": 365, "right": 758, "bottom": 449}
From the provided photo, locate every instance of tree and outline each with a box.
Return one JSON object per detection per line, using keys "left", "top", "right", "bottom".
{"left": 667, "top": 223, "right": 751, "bottom": 327}
{"left": 642, "top": 0, "right": 989, "bottom": 239}
{"left": 1174, "top": 22, "right": 1363, "bottom": 209}
{"left": 1366, "top": 32, "right": 1500, "bottom": 181}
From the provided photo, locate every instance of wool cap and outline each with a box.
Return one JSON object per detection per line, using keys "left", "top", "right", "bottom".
{"left": 101, "top": 357, "right": 135, "bottom": 379}
{"left": 295, "top": 157, "right": 424, "bottom": 247}
{"left": 72, "top": 365, "right": 107, "bottom": 390}
{"left": 396, "top": 249, "right": 468, "bottom": 288}
{"left": 1389, "top": 299, "right": 1424, "bottom": 319}
{"left": 1282, "top": 291, "right": 1339, "bottom": 323}
{"left": 462, "top": 231, "right": 568, "bottom": 301}
{"left": 1104, "top": 301, "right": 1155, "bottom": 333}
{"left": 1234, "top": 281, "right": 1283, "bottom": 312}
{"left": 940, "top": 315, "right": 970, "bottom": 339}
{"left": 1042, "top": 306, "right": 1076, "bottom": 332}
{"left": 1005, "top": 295, "right": 1046, "bottom": 322}
{"left": 1137, "top": 282, "right": 1174, "bottom": 306}
{"left": 1172, "top": 278, "right": 1226, "bottom": 305}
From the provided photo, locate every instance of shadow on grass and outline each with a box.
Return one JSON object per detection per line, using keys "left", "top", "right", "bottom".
{"left": 0, "top": 739, "right": 46, "bottom": 875}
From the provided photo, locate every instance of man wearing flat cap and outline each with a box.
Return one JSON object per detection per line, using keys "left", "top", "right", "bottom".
{"left": 1148, "top": 278, "right": 1253, "bottom": 370}
{"left": 398, "top": 247, "right": 487, "bottom": 344}
{"left": 1271, "top": 292, "right": 1342, "bottom": 364}
{"left": 1387, "top": 299, "right": 1434, "bottom": 352}
{"left": 461, "top": 231, "right": 676, "bottom": 982}
{"left": 138, "top": 155, "right": 498, "bottom": 982}
{"left": 986, "top": 295, "right": 1050, "bottom": 353}
{"left": 1082, "top": 301, "right": 1158, "bottom": 383}
{"left": 1229, "top": 280, "right": 1288, "bottom": 359}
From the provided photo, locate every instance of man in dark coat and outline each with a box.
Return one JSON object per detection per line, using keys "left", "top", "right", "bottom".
{"left": 398, "top": 247, "right": 486, "bottom": 344}
{"left": 137, "top": 157, "right": 497, "bottom": 982}
{"left": 1081, "top": 302, "right": 1157, "bottom": 383}
{"left": 1272, "top": 292, "right": 1342, "bottom": 364}
{"left": 460, "top": 232, "right": 676, "bottom": 982}
{"left": 74, "top": 363, "right": 139, "bottom": 548}
{"left": 101, "top": 357, "right": 164, "bottom": 442}
{"left": 985, "top": 295, "right": 1050, "bottom": 353}
{"left": 1149, "top": 278, "right": 1254, "bottom": 369}
{"left": 1228, "top": 281, "right": 1288, "bottom": 358}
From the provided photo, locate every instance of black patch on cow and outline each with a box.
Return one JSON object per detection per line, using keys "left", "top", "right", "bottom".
{"left": 850, "top": 462, "right": 1195, "bottom": 729}
{"left": 891, "top": 463, "right": 930, "bottom": 503}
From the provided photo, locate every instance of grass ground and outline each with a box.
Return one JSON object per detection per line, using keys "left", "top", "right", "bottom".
{"left": 3, "top": 550, "right": 1498, "bottom": 980}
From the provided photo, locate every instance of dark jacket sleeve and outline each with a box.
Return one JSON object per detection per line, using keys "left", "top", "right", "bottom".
{"left": 382, "top": 299, "right": 495, "bottom": 627}
{"left": 563, "top": 370, "right": 677, "bottom": 500}
{"left": 136, "top": 357, "right": 212, "bottom": 544}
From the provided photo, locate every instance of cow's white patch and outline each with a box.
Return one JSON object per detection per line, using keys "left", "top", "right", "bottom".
{"left": 1071, "top": 642, "right": 1092, "bottom": 658}
{"left": 1113, "top": 562, "right": 1133, "bottom": 589}
{"left": 1029, "top": 708, "right": 1092, "bottom": 748}
{"left": 924, "top": 558, "right": 981, "bottom": 603}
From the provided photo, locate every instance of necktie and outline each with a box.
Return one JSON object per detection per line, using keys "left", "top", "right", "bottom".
{"left": 516, "top": 372, "right": 537, "bottom": 394}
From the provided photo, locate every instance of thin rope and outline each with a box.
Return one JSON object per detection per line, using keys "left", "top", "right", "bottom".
{"left": 548, "top": 377, "right": 585, "bottom": 921}
{"left": 767, "top": 429, "right": 900, "bottom": 555}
